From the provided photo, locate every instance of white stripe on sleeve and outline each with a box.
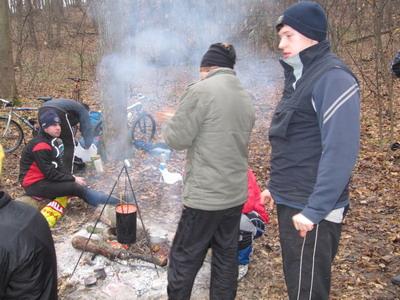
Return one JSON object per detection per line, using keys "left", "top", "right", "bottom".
{"left": 323, "top": 85, "right": 359, "bottom": 125}
{"left": 323, "top": 83, "right": 358, "bottom": 118}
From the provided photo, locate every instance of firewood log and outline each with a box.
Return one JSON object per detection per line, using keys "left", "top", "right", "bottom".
{"left": 71, "top": 235, "right": 167, "bottom": 266}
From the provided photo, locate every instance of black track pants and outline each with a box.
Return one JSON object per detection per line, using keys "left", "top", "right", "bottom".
{"left": 167, "top": 205, "right": 242, "bottom": 300}
{"left": 277, "top": 205, "right": 343, "bottom": 300}
{"left": 25, "top": 180, "right": 119, "bottom": 206}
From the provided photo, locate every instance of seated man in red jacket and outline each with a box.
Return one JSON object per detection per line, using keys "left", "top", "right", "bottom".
{"left": 19, "top": 109, "right": 118, "bottom": 207}
{"left": 238, "top": 168, "right": 270, "bottom": 280}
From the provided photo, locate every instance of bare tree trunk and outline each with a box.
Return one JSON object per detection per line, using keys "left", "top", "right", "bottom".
{"left": 25, "top": 0, "right": 38, "bottom": 49}
{"left": 382, "top": 0, "right": 395, "bottom": 144}
{"left": 0, "top": 0, "right": 17, "bottom": 99}
{"left": 44, "top": 0, "right": 63, "bottom": 48}
{"left": 9, "top": 0, "right": 17, "bottom": 14}
{"left": 372, "top": 0, "right": 386, "bottom": 149}
{"left": 45, "top": 0, "right": 53, "bottom": 47}
{"left": 53, "top": 0, "right": 64, "bottom": 47}
{"left": 15, "top": 0, "right": 24, "bottom": 67}
{"left": 94, "top": 0, "right": 138, "bottom": 160}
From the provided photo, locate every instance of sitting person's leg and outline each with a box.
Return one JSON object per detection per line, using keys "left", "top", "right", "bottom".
{"left": 238, "top": 213, "right": 256, "bottom": 264}
{"left": 25, "top": 180, "right": 81, "bottom": 199}
{"left": 237, "top": 220, "right": 253, "bottom": 281}
{"left": 25, "top": 180, "right": 119, "bottom": 206}
{"left": 237, "top": 212, "right": 267, "bottom": 280}
{"left": 81, "top": 188, "right": 119, "bottom": 206}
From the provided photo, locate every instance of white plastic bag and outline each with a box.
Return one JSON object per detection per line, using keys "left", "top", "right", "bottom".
{"left": 160, "top": 168, "right": 182, "bottom": 184}
{"left": 75, "top": 143, "right": 97, "bottom": 162}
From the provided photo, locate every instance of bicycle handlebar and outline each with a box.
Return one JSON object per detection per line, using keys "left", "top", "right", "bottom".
{"left": 0, "top": 98, "right": 39, "bottom": 111}
{"left": 67, "top": 77, "right": 87, "bottom": 83}
{"left": 0, "top": 99, "right": 12, "bottom": 107}
{"left": 127, "top": 102, "right": 143, "bottom": 112}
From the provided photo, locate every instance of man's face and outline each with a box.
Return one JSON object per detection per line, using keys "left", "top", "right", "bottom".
{"left": 44, "top": 123, "right": 61, "bottom": 138}
{"left": 278, "top": 25, "right": 318, "bottom": 59}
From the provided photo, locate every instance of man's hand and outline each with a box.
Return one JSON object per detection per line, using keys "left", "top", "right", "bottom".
{"left": 74, "top": 176, "right": 86, "bottom": 186}
{"left": 261, "top": 189, "right": 274, "bottom": 210}
{"left": 156, "top": 107, "right": 176, "bottom": 124}
{"left": 292, "top": 213, "right": 314, "bottom": 237}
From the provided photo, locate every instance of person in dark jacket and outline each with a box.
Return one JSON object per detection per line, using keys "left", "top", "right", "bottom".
{"left": 0, "top": 190, "right": 58, "bottom": 299}
{"left": 39, "top": 98, "right": 94, "bottom": 173}
{"left": 261, "top": 2, "right": 360, "bottom": 299}
{"left": 19, "top": 109, "right": 118, "bottom": 206}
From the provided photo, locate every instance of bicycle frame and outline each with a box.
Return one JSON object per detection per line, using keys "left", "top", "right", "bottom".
{"left": 0, "top": 99, "right": 38, "bottom": 134}
{"left": 127, "top": 102, "right": 144, "bottom": 126}
{"left": 3, "top": 109, "right": 38, "bottom": 132}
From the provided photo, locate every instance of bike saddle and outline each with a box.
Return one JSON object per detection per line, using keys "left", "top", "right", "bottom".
{"left": 37, "top": 96, "right": 53, "bottom": 102}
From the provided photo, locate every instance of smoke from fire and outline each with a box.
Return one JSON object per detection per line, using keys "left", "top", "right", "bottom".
{"left": 89, "top": 0, "right": 280, "bottom": 159}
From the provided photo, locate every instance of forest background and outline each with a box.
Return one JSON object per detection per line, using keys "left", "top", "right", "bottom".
{"left": 0, "top": 0, "right": 399, "bottom": 299}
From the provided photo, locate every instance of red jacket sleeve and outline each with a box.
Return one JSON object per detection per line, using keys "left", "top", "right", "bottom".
{"left": 242, "top": 169, "right": 270, "bottom": 224}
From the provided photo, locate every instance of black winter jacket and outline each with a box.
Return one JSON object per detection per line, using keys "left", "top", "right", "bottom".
{"left": 0, "top": 191, "right": 58, "bottom": 299}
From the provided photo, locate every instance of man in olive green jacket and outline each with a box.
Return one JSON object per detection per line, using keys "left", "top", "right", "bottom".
{"left": 163, "top": 43, "right": 255, "bottom": 300}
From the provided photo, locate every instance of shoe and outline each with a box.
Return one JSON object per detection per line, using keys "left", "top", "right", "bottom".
{"left": 392, "top": 274, "right": 400, "bottom": 285}
{"left": 238, "top": 264, "right": 248, "bottom": 281}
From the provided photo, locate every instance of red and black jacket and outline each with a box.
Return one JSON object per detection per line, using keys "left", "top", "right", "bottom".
{"left": 242, "top": 169, "right": 270, "bottom": 224}
{"left": 19, "top": 131, "right": 74, "bottom": 188}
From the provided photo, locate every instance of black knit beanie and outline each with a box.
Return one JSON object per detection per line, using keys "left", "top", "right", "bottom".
{"left": 200, "top": 43, "right": 236, "bottom": 69}
{"left": 276, "top": 1, "right": 327, "bottom": 42}
{"left": 40, "top": 109, "right": 60, "bottom": 129}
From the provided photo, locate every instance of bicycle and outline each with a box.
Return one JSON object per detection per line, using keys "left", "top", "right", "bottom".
{"left": 93, "top": 93, "right": 156, "bottom": 147}
{"left": 0, "top": 98, "right": 47, "bottom": 153}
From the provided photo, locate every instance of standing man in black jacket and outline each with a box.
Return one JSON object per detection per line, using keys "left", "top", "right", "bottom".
{"left": 261, "top": 2, "right": 360, "bottom": 299}
{"left": 39, "top": 98, "right": 94, "bottom": 173}
{"left": 0, "top": 190, "right": 58, "bottom": 299}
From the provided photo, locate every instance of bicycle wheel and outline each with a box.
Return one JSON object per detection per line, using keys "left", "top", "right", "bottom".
{"left": 0, "top": 117, "right": 24, "bottom": 153}
{"left": 131, "top": 113, "right": 156, "bottom": 145}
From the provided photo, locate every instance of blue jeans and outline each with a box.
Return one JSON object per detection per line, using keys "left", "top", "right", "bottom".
{"left": 82, "top": 187, "right": 119, "bottom": 206}
{"left": 238, "top": 245, "right": 253, "bottom": 265}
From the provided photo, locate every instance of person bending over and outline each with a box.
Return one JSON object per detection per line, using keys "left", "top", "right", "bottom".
{"left": 39, "top": 98, "right": 94, "bottom": 173}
